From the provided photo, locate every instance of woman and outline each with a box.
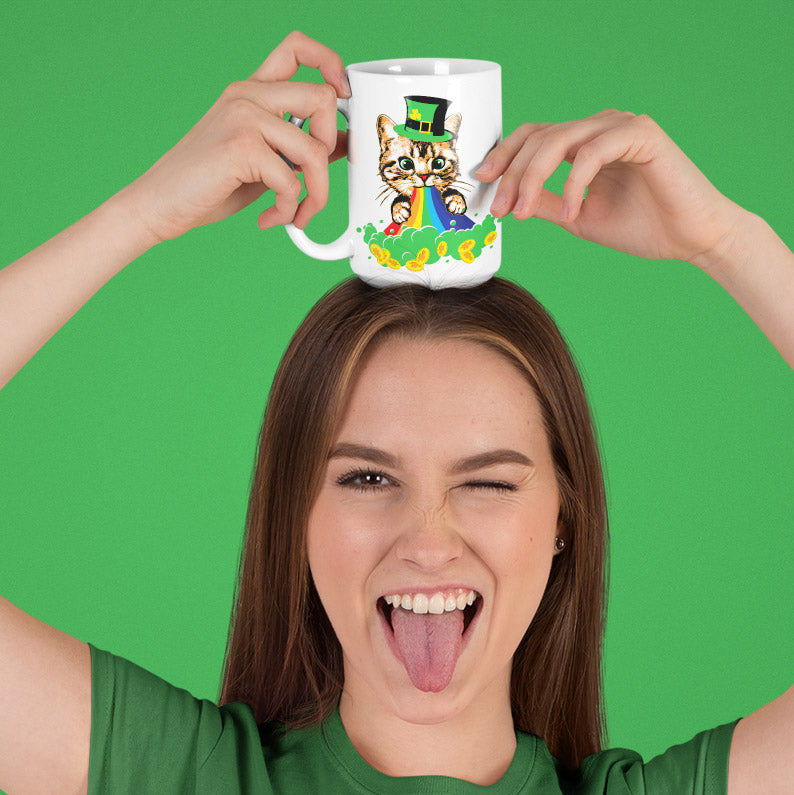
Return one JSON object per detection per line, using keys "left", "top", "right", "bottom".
{"left": 1, "top": 31, "right": 791, "bottom": 793}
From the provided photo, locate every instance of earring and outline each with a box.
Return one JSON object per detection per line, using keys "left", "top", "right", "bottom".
{"left": 554, "top": 536, "right": 566, "bottom": 552}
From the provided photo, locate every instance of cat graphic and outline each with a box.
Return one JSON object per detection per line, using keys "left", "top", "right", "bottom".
{"left": 376, "top": 112, "right": 470, "bottom": 226}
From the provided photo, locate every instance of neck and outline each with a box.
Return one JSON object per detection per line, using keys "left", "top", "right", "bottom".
{"left": 338, "top": 670, "right": 517, "bottom": 785}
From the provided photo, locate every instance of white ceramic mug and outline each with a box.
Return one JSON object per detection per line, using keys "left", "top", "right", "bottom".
{"left": 285, "top": 58, "right": 502, "bottom": 289}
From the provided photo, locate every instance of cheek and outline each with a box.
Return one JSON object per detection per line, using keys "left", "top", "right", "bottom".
{"left": 306, "top": 493, "right": 388, "bottom": 600}
{"left": 481, "top": 521, "right": 554, "bottom": 586}
{"left": 463, "top": 492, "right": 559, "bottom": 591}
{"left": 307, "top": 498, "right": 359, "bottom": 640}
{"left": 307, "top": 497, "right": 348, "bottom": 584}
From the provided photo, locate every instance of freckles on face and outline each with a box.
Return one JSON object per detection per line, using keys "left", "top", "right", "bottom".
{"left": 306, "top": 335, "right": 561, "bottom": 711}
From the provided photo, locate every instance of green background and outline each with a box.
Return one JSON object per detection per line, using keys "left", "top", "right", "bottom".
{"left": 1, "top": 0, "right": 792, "bottom": 768}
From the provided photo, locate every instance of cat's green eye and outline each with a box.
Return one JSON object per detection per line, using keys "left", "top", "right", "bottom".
{"left": 432, "top": 157, "right": 445, "bottom": 169}
{"left": 398, "top": 156, "right": 414, "bottom": 171}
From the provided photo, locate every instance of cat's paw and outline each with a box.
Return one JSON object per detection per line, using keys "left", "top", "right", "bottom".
{"left": 392, "top": 200, "right": 411, "bottom": 224}
{"left": 444, "top": 191, "right": 467, "bottom": 214}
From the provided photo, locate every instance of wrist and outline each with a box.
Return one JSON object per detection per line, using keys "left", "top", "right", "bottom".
{"left": 103, "top": 183, "right": 166, "bottom": 256}
{"left": 688, "top": 201, "right": 756, "bottom": 276}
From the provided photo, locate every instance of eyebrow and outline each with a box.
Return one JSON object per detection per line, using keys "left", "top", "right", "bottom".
{"left": 328, "top": 443, "right": 399, "bottom": 468}
{"left": 450, "top": 449, "right": 534, "bottom": 474}
{"left": 328, "top": 443, "right": 533, "bottom": 472}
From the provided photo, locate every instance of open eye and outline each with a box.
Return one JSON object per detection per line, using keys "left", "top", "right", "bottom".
{"left": 431, "top": 157, "right": 445, "bottom": 170}
{"left": 336, "top": 468, "right": 396, "bottom": 493}
{"left": 398, "top": 156, "right": 414, "bottom": 171}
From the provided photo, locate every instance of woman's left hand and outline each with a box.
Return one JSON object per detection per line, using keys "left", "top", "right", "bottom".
{"left": 476, "top": 110, "right": 745, "bottom": 268}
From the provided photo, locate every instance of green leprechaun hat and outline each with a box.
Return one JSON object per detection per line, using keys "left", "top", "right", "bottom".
{"left": 393, "top": 95, "right": 452, "bottom": 142}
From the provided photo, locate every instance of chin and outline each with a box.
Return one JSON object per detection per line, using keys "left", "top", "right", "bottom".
{"left": 373, "top": 654, "right": 506, "bottom": 728}
{"left": 383, "top": 677, "right": 472, "bottom": 726}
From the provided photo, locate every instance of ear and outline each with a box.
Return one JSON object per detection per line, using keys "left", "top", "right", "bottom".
{"left": 445, "top": 113, "right": 462, "bottom": 142}
{"left": 376, "top": 114, "right": 397, "bottom": 151}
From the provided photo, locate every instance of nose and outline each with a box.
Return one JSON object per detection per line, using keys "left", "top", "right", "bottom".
{"left": 393, "top": 503, "right": 464, "bottom": 572}
{"left": 418, "top": 174, "right": 428, "bottom": 182}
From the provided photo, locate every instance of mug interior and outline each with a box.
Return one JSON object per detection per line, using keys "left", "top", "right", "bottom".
{"left": 347, "top": 58, "right": 499, "bottom": 76}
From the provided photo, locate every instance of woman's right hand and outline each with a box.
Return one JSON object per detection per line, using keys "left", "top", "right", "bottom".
{"left": 119, "top": 30, "right": 350, "bottom": 245}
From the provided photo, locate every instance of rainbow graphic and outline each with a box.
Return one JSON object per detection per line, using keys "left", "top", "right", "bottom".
{"left": 384, "top": 186, "right": 475, "bottom": 236}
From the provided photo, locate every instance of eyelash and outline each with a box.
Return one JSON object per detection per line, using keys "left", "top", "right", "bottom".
{"left": 336, "top": 468, "right": 394, "bottom": 492}
{"left": 335, "top": 468, "right": 516, "bottom": 494}
{"left": 464, "top": 480, "right": 517, "bottom": 493}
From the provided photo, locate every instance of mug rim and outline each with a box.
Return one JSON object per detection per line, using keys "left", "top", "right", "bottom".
{"left": 346, "top": 58, "right": 500, "bottom": 77}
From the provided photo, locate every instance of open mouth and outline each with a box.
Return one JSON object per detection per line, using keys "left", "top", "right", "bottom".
{"left": 377, "top": 590, "right": 483, "bottom": 692}
{"left": 378, "top": 590, "right": 482, "bottom": 636}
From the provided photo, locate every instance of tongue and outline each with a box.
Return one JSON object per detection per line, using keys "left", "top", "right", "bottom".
{"left": 390, "top": 608, "right": 464, "bottom": 692}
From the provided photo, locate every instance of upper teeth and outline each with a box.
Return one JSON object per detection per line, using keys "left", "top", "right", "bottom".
{"left": 384, "top": 589, "right": 477, "bottom": 615}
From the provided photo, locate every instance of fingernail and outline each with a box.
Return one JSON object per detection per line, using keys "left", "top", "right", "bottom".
{"left": 514, "top": 197, "right": 527, "bottom": 217}
{"left": 341, "top": 73, "right": 351, "bottom": 97}
{"left": 491, "top": 192, "right": 507, "bottom": 215}
{"left": 475, "top": 158, "right": 494, "bottom": 176}
{"left": 561, "top": 200, "right": 571, "bottom": 223}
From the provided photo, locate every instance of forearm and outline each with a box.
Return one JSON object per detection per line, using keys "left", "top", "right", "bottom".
{"left": 0, "top": 189, "right": 158, "bottom": 390}
{"left": 696, "top": 208, "right": 794, "bottom": 370}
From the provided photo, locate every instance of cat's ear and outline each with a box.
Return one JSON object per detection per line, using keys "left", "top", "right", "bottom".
{"left": 376, "top": 114, "right": 397, "bottom": 151}
{"left": 445, "top": 113, "right": 462, "bottom": 142}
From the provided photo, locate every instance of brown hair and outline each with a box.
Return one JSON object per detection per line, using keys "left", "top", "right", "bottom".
{"left": 219, "top": 277, "right": 609, "bottom": 771}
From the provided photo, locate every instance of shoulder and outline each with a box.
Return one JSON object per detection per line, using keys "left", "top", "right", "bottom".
{"left": 528, "top": 721, "right": 739, "bottom": 795}
{"left": 88, "top": 644, "right": 268, "bottom": 792}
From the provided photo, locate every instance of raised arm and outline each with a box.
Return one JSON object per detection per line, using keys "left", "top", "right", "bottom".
{"left": 0, "top": 31, "right": 348, "bottom": 794}
{"left": 476, "top": 109, "right": 794, "bottom": 793}
{"left": 0, "top": 30, "right": 349, "bottom": 392}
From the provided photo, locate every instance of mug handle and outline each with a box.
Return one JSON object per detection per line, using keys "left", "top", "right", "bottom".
{"left": 283, "top": 97, "right": 353, "bottom": 261}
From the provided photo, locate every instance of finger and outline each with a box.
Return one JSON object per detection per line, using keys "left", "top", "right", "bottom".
{"left": 287, "top": 130, "right": 346, "bottom": 226}
{"left": 561, "top": 114, "right": 652, "bottom": 222}
{"left": 529, "top": 188, "right": 590, "bottom": 242}
{"left": 474, "top": 123, "right": 552, "bottom": 182}
{"left": 242, "top": 79, "right": 340, "bottom": 155}
{"left": 293, "top": 130, "right": 347, "bottom": 171}
{"left": 488, "top": 141, "right": 535, "bottom": 218}
{"left": 531, "top": 188, "right": 589, "bottom": 238}
{"left": 253, "top": 30, "right": 350, "bottom": 98}
{"left": 255, "top": 151, "right": 304, "bottom": 230}
{"left": 513, "top": 113, "right": 637, "bottom": 220}
{"left": 495, "top": 111, "right": 635, "bottom": 220}
{"left": 260, "top": 115, "right": 330, "bottom": 229}
{"left": 291, "top": 144, "right": 329, "bottom": 230}
{"left": 477, "top": 110, "right": 627, "bottom": 183}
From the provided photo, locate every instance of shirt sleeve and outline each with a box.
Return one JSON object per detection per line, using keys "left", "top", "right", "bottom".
{"left": 575, "top": 719, "right": 740, "bottom": 794}
{"left": 87, "top": 643, "right": 270, "bottom": 794}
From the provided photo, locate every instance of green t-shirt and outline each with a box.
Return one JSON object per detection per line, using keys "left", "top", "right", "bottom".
{"left": 88, "top": 643, "right": 739, "bottom": 793}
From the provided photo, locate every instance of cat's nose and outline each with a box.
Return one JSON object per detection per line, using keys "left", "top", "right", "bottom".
{"left": 418, "top": 174, "right": 428, "bottom": 182}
